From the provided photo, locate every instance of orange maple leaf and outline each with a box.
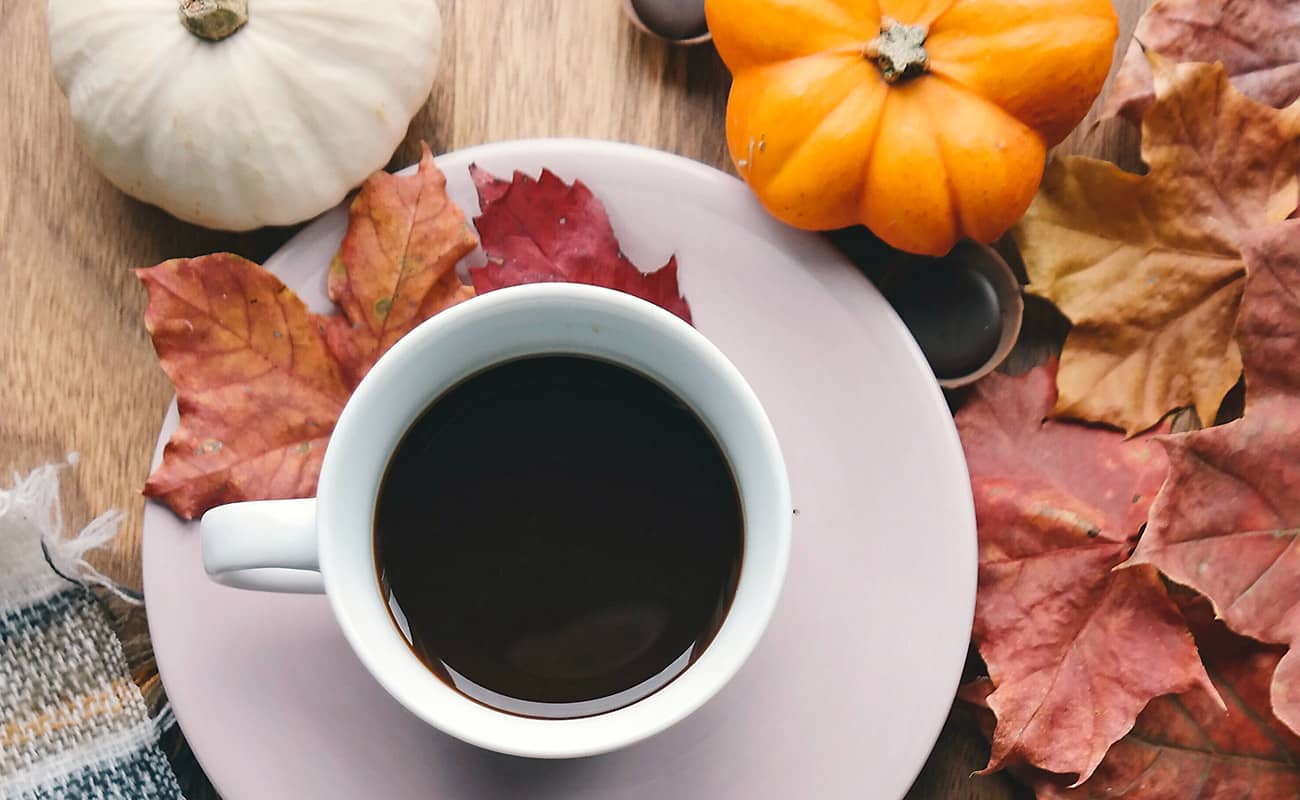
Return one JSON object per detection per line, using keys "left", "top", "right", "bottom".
{"left": 140, "top": 146, "right": 476, "bottom": 519}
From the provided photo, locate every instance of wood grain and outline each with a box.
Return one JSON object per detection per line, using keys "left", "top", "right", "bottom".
{"left": 0, "top": 1, "right": 1148, "bottom": 797}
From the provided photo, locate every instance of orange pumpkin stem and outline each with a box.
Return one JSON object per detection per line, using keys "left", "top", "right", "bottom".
{"left": 865, "top": 17, "right": 928, "bottom": 84}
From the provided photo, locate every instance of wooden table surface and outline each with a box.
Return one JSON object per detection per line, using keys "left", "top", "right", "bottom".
{"left": 1, "top": 1, "right": 1148, "bottom": 797}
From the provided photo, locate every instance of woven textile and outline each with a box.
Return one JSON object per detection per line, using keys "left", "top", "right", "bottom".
{"left": 1, "top": 463, "right": 183, "bottom": 800}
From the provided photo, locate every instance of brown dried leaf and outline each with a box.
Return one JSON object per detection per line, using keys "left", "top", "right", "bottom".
{"left": 1014, "top": 59, "right": 1300, "bottom": 434}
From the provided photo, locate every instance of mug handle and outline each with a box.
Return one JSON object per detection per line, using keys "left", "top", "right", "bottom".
{"left": 200, "top": 498, "right": 324, "bottom": 593}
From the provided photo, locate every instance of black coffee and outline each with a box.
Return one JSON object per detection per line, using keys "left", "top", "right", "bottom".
{"left": 374, "top": 355, "right": 743, "bottom": 719}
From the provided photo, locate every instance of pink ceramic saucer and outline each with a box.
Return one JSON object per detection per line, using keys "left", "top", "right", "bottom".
{"left": 143, "top": 139, "right": 976, "bottom": 799}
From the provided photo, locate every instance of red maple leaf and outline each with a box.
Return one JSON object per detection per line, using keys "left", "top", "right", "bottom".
{"left": 966, "top": 595, "right": 1300, "bottom": 799}
{"left": 956, "top": 362, "right": 1219, "bottom": 784}
{"left": 467, "top": 165, "right": 693, "bottom": 323}
{"left": 1132, "top": 221, "right": 1300, "bottom": 737}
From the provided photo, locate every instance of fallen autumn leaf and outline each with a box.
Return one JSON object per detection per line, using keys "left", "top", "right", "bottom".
{"left": 319, "top": 143, "right": 478, "bottom": 388}
{"left": 468, "top": 165, "right": 693, "bottom": 323}
{"left": 967, "top": 602, "right": 1300, "bottom": 799}
{"left": 1104, "top": 0, "right": 1300, "bottom": 123}
{"left": 139, "top": 253, "right": 350, "bottom": 518}
{"left": 1014, "top": 58, "right": 1300, "bottom": 434}
{"left": 1131, "top": 221, "right": 1300, "bottom": 737}
{"left": 956, "top": 361, "right": 1218, "bottom": 784}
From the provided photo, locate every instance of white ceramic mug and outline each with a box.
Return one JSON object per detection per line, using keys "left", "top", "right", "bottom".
{"left": 199, "top": 283, "right": 791, "bottom": 759}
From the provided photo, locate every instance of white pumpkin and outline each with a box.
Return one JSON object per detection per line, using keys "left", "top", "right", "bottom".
{"left": 48, "top": 0, "right": 443, "bottom": 231}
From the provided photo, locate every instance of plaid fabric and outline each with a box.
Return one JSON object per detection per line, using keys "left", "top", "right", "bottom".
{"left": 0, "top": 464, "right": 183, "bottom": 800}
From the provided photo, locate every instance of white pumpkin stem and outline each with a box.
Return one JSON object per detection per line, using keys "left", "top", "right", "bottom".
{"left": 865, "top": 17, "right": 929, "bottom": 84}
{"left": 180, "top": 0, "right": 248, "bottom": 41}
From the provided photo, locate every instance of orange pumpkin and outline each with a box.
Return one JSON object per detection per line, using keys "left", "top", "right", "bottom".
{"left": 706, "top": 0, "right": 1119, "bottom": 255}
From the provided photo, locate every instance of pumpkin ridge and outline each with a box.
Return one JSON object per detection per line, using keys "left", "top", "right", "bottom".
{"left": 758, "top": 66, "right": 883, "bottom": 192}
{"left": 888, "top": 0, "right": 959, "bottom": 29}
{"left": 927, "top": 114, "right": 965, "bottom": 243}
{"left": 248, "top": 34, "right": 359, "bottom": 198}
{"left": 96, "top": 37, "right": 193, "bottom": 200}
{"left": 926, "top": 15, "right": 1118, "bottom": 137}
{"left": 735, "top": 44, "right": 868, "bottom": 74}
{"left": 813, "top": 1, "right": 883, "bottom": 34}
{"left": 857, "top": 87, "right": 892, "bottom": 216}
{"left": 707, "top": 0, "right": 880, "bottom": 70}
{"left": 926, "top": 71, "right": 1047, "bottom": 149}
{"left": 927, "top": 11, "right": 1113, "bottom": 41}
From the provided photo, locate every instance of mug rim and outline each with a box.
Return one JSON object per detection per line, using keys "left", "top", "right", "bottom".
{"left": 316, "top": 283, "right": 791, "bottom": 758}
